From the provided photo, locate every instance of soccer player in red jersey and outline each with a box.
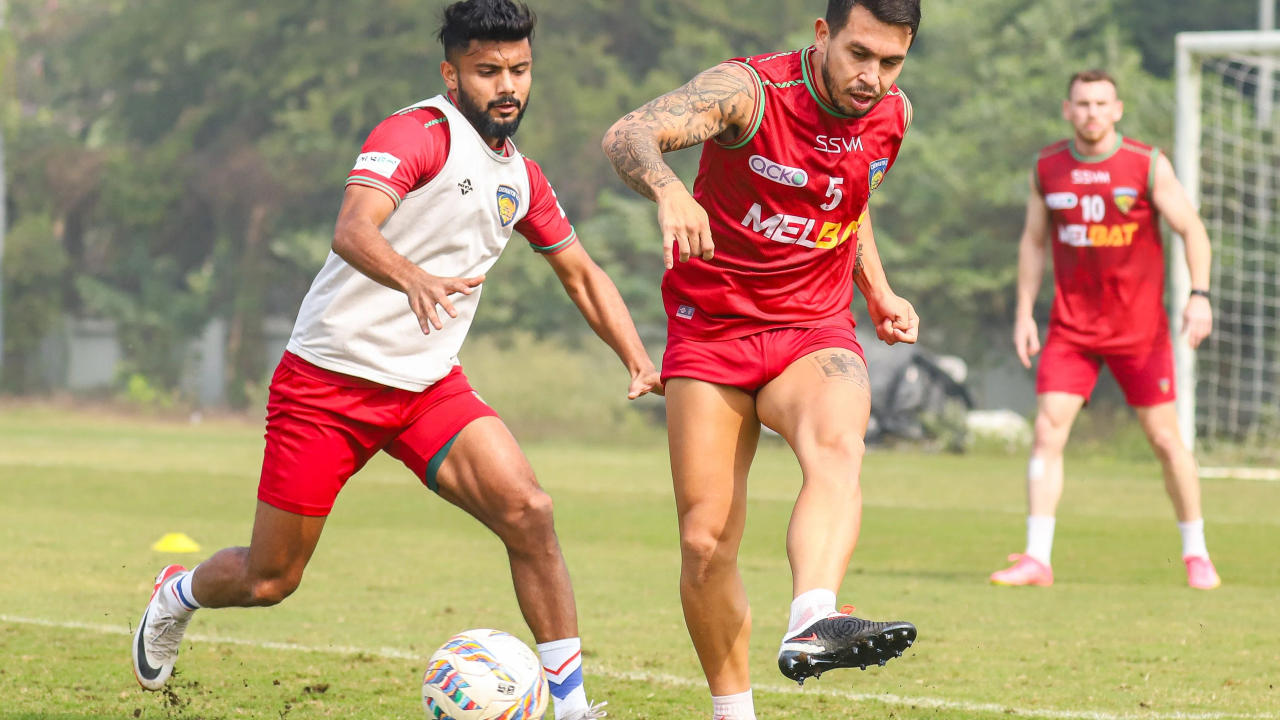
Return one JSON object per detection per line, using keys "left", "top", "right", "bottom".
{"left": 990, "top": 69, "right": 1219, "bottom": 590}
{"left": 131, "top": 3, "right": 655, "bottom": 717}
{"left": 603, "top": 2, "right": 920, "bottom": 716}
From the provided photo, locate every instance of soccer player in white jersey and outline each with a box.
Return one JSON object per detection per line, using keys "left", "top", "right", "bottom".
{"left": 132, "top": 3, "right": 657, "bottom": 717}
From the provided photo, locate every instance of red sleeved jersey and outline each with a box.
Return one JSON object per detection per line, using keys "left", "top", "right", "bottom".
{"left": 663, "top": 47, "right": 910, "bottom": 340}
{"left": 1036, "top": 136, "right": 1166, "bottom": 352}
{"left": 346, "top": 103, "right": 576, "bottom": 254}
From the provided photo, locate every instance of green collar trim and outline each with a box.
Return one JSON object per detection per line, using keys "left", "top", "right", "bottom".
{"left": 1069, "top": 134, "right": 1124, "bottom": 163}
{"left": 801, "top": 46, "right": 857, "bottom": 119}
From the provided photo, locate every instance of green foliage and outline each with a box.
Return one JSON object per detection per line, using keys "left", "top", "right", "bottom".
{"left": 476, "top": 190, "right": 667, "bottom": 340}
{"left": 74, "top": 259, "right": 210, "bottom": 390}
{"left": 118, "top": 371, "right": 182, "bottom": 411}
{"left": 2, "top": 0, "right": 1257, "bottom": 398}
{"left": 459, "top": 331, "right": 664, "bottom": 443}
{"left": 1, "top": 214, "right": 67, "bottom": 391}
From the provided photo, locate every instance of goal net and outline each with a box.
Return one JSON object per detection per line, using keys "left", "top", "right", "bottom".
{"left": 1174, "top": 31, "right": 1280, "bottom": 475}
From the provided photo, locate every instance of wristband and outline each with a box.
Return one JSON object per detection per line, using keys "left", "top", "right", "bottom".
{"left": 1190, "top": 288, "right": 1211, "bottom": 300}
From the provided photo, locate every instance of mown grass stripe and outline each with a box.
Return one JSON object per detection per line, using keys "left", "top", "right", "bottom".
{"left": 2, "top": 614, "right": 1270, "bottom": 720}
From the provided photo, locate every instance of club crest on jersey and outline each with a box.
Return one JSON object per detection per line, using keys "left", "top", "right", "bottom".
{"left": 868, "top": 158, "right": 889, "bottom": 192}
{"left": 1113, "top": 187, "right": 1138, "bottom": 214}
{"left": 496, "top": 185, "right": 520, "bottom": 227}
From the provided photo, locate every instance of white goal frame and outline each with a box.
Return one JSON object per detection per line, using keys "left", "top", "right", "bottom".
{"left": 1172, "top": 31, "right": 1280, "bottom": 474}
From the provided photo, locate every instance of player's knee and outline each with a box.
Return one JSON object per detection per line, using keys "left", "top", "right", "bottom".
{"left": 678, "top": 524, "right": 736, "bottom": 578}
{"left": 496, "top": 487, "right": 556, "bottom": 547}
{"left": 1146, "top": 428, "right": 1184, "bottom": 460}
{"left": 247, "top": 573, "right": 301, "bottom": 607}
{"left": 1033, "top": 415, "right": 1070, "bottom": 452}
{"left": 807, "top": 429, "right": 866, "bottom": 468}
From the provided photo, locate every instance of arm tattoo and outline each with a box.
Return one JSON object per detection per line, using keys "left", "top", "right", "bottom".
{"left": 603, "top": 65, "right": 754, "bottom": 201}
{"left": 853, "top": 239, "right": 865, "bottom": 280}
{"left": 813, "top": 351, "right": 870, "bottom": 390}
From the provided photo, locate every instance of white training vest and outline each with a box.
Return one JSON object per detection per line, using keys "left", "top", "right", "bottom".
{"left": 286, "top": 95, "right": 532, "bottom": 391}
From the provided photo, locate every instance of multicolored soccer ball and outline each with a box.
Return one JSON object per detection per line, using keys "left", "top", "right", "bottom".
{"left": 421, "top": 629, "right": 549, "bottom": 720}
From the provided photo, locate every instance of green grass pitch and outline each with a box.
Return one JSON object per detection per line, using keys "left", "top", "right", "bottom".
{"left": 1, "top": 405, "right": 1277, "bottom": 719}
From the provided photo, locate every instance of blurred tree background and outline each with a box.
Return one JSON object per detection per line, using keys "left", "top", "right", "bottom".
{"left": 0, "top": 0, "right": 1261, "bottom": 407}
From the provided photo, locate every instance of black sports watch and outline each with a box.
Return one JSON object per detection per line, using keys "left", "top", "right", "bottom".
{"left": 1190, "top": 288, "right": 1211, "bottom": 300}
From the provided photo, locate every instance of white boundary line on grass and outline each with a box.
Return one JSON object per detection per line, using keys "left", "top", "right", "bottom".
{"left": 3, "top": 613, "right": 1273, "bottom": 720}
{"left": 1200, "top": 467, "right": 1280, "bottom": 482}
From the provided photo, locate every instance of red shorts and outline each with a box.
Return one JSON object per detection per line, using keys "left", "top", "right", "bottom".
{"left": 257, "top": 352, "right": 499, "bottom": 516}
{"left": 661, "top": 325, "right": 865, "bottom": 393}
{"left": 1036, "top": 334, "right": 1176, "bottom": 407}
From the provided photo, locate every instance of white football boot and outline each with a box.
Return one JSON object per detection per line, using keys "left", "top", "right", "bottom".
{"left": 132, "top": 564, "right": 194, "bottom": 690}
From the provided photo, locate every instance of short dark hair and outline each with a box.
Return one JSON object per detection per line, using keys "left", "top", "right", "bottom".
{"left": 1067, "top": 69, "right": 1118, "bottom": 97}
{"left": 826, "top": 0, "right": 921, "bottom": 40}
{"left": 437, "top": 0, "right": 537, "bottom": 61}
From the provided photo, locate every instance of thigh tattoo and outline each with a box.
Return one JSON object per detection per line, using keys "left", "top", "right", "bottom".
{"left": 812, "top": 351, "right": 869, "bottom": 390}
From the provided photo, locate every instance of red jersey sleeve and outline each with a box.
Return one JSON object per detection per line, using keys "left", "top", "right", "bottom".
{"left": 345, "top": 108, "right": 449, "bottom": 207}
{"left": 515, "top": 157, "right": 577, "bottom": 254}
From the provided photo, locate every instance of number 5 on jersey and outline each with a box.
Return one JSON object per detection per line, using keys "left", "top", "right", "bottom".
{"left": 820, "top": 176, "right": 845, "bottom": 211}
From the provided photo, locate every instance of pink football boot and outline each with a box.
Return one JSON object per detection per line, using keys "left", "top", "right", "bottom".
{"left": 989, "top": 554, "right": 1054, "bottom": 586}
{"left": 1184, "top": 555, "right": 1221, "bottom": 590}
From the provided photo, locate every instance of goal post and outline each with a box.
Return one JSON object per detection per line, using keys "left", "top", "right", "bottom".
{"left": 1173, "top": 31, "right": 1280, "bottom": 476}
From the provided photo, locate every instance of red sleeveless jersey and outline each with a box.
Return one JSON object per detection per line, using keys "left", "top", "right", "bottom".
{"left": 663, "top": 47, "right": 910, "bottom": 340}
{"left": 1036, "top": 136, "right": 1165, "bottom": 352}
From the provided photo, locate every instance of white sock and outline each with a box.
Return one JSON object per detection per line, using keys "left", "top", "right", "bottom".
{"left": 537, "top": 638, "right": 586, "bottom": 720}
{"left": 1025, "top": 516, "right": 1056, "bottom": 566}
{"left": 1179, "top": 519, "right": 1209, "bottom": 559}
{"left": 161, "top": 568, "right": 201, "bottom": 617}
{"left": 711, "top": 689, "right": 756, "bottom": 720}
{"left": 786, "top": 588, "right": 836, "bottom": 635}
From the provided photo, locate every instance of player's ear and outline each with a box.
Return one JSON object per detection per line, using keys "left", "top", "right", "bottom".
{"left": 814, "top": 17, "right": 829, "bottom": 51}
{"left": 1061, "top": 99, "right": 1071, "bottom": 122}
{"left": 440, "top": 60, "right": 459, "bottom": 92}
{"left": 1113, "top": 99, "right": 1124, "bottom": 122}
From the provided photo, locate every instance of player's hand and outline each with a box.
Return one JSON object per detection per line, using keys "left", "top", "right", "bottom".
{"left": 1013, "top": 315, "right": 1041, "bottom": 369}
{"left": 867, "top": 293, "right": 919, "bottom": 345}
{"left": 656, "top": 185, "right": 713, "bottom": 269}
{"left": 627, "top": 365, "right": 664, "bottom": 399}
{"left": 403, "top": 270, "right": 486, "bottom": 335}
{"left": 1182, "top": 294, "right": 1213, "bottom": 349}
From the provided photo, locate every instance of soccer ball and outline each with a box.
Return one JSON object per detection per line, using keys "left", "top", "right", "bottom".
{"left": 421, "top": 629, "right": 549, "bottom": 720}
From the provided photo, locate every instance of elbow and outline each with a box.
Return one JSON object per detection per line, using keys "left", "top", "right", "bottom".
{"left": 601, "top": 122, "right": 620, "bottom": 154}
{"left": 562, "top": 263, "right": 606, "bottom": 303}
{"left": 561, "top": 273, "right": 591, "bottom": 302}
{"left": 332, "top": 219, "right": 359, "bottom": 260}
{"left": 601, "top": 121, "right": 632, "bottom": 169}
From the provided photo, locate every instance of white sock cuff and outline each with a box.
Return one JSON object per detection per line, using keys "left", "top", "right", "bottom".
{"left": 168, "top": 567, "right": 202, "bottom": 612}
{"left": 1179, "top": 518, "right": 1209, "bottom": 558}
{"left": 1025, "top": 515, "right": 1056, "bottom": 565}
{"left": 787, "top": 588, "right": 837, "bottom": 635}
{"left": 711, "top": 689, "right": 755, "bottom": 720}
{"left": 536, "top": 637, "right": 581, "bottom": 655}
{"left": 793, "top": 587, "right": 837, "bottom": 607}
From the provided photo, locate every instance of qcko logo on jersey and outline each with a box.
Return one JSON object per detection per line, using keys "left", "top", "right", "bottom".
{"left": 496, "top": 185, "right": 520, "bottom": 227}
{"left": 868, "top": 158, "right": 889, "bottom": 192}
{"left": 1045, "top": 192, "right": 1078, "bottom": 210}
{"left": 748, "top": 155, "right": 808, "bottom": 187}
{"left": 1113, "top": 187, "right": 1138, "bottom": 214}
